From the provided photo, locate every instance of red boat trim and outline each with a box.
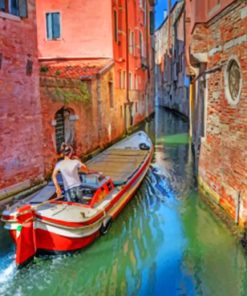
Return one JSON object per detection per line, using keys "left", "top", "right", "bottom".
{"left": 2, "top": 215, "right": 15, "bottom": 221}
{"left": 35, "top": 210, "right": 104, "bottom": 228}
{"left": 10, "top": 228, "right": 100, "bottom": 253}
{"left": 35, "top": 228, "right": 99, "bottom": 251}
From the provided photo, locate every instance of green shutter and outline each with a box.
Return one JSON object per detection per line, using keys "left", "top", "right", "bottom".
{"left": 19, "top": 0, "right": 28, "bottom": 18}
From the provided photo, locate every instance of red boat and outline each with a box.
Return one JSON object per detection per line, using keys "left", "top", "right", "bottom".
{"left": 1, "top": 131, "right": 153, "bottom": 266}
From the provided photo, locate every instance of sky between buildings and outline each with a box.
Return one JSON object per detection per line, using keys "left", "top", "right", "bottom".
{"left": 155, "top": 0, "right": 177, "bottom": 29}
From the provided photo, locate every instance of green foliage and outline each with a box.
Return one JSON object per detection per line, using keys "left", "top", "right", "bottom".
{"left": 40, "top": 65, "right": 49, "bottom": 73}
{"left": 50, "top": 81, "right": 91, "bottom": 104}
{"left": 55, "top": 70, "right": 61, "bottom": 76}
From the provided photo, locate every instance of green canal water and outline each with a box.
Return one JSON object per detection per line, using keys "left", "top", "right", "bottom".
{"left": 1, "top": 107, "right": 247, "bottom": 296}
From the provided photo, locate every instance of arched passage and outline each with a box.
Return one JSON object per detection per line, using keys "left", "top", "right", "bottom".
{"left": 54, "top": 107, "right": 76, "bottom": 152}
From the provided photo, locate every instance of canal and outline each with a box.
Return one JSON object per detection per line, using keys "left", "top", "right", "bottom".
{"left": 1, "top": 107, "right": 247, "bottom": 296}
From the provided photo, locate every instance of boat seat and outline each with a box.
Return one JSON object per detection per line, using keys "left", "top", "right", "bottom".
{"left": 87, "top": 148, "right": 148, "bottom": 186}
{"left": 30, "top": 182, "right": 56, "bottom": 204}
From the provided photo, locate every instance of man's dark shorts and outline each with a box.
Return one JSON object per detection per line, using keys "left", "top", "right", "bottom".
{"left": 64, "top": 186, "right": 82, "bottom": 202}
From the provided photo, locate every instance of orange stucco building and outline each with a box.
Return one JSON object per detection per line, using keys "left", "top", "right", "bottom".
{"left": 36, "top": 0, "right": 155, "bottom": 174}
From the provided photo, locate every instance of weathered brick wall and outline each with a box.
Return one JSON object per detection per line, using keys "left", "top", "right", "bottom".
{"left": 40, "top": 67, "right": 128, "bottom": 176}
{"left": 190, "top": 24, "right": 209, "bottom": 54}
{"left": 198, "top": 2, "right": 247, "bottom": 226}
{"left": 0, "top": 1, "right": 44, "bottom": 196}
{"left": 40, "top": 76, "right": 99, "bottom": 174}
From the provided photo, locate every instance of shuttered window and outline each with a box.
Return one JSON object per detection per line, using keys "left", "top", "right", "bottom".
{"left": 0, "top": 0, "right": 5, "bottom": 12}
{"left": 10, "top": 0, "right": 19, "bottom": 16}
{"left": 46, "top": 12, "right": 61, "bottom": 40}
{"left": 0, "top": 0, "right": 27, "bottom": 17}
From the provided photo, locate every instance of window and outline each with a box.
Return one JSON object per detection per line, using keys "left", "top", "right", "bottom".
{"left": 46, "top": 12, "right": 61, "bottom": 40}
{"left": 55, "top": 108, "right": 76, "bottom": 152}
{"left": 114, "top": 10, "right": 118, "bottom": 43}
{"left": 143, "top": 0, "right": 146, "bottom": 26}
{"left": 135, "top": 75, "right": 138, "bottom": 90}
{"left": 109, "top": 81, "right": 114, "bottom": 108}
{"left": 129, "top": 73, "right": 132, "bottom": 90}
{"left": 224, "top": 57, "right": 242, "bottom": 106}
{"left": 0, "top": 0, "right": 27, "bottom": 17}
{"left": 129, "top": 31, "right": 134, "bottom": 54}
{"left": 139, "top": 31, "right": 145, "bottom": 57}
{"left": 122, "top": 71, "right": 126, "bottom": 89}
{"left": 150, "top": 11, "right": 154, "bottom": 35}
{"left": 118, "top": 71, "right": 122, "bottom": 88}
{"left": 0, "top": 1, "right": 4, "bottom": 11}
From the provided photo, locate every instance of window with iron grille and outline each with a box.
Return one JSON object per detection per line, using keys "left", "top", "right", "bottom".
{"left": 46, "top": 12, "right": 61, "bottom": 40}
{"left": 55, "top": 108, "right": 65, "bottom": 153}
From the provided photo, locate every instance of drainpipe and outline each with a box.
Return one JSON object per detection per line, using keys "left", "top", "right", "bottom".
{"left": 189, "top": 79, "right": 193, "bottom": 139}
{"left": 184, "top": 0, "right": 196, "bottom": 140}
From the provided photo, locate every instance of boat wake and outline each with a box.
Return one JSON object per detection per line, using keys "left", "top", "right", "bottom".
{"left": 0, "top": 250, "right": 17, "bottom": 295}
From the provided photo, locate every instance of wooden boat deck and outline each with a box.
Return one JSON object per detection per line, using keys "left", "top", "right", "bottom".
{"left": 87, "top": 148, "right": 149, "bottom": 185}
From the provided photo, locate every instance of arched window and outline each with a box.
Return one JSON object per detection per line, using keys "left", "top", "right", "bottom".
{"left": 54, "top": 107, "right": 76, "bottom": 152}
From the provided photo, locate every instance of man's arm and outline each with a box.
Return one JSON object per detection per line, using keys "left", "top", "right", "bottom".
{"left": 80, "top": 163, "right": 90, "bottom": 174}
{"left": 52, "top": 168, "right": 62, "bottom": 196}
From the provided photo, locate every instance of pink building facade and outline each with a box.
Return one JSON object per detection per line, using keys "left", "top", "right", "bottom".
{"left": 36, "top": 0, "right": 155, "bottom": 175}
{"left": 36, "top": 1, "right": 113, "bottom": 59}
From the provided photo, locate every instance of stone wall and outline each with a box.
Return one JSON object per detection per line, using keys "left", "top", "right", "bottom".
{"left": 0, "top": 1, "right": 44, "bottom": 197}
{"left": 198, "top": 1, "right": 247, "bottom": 226}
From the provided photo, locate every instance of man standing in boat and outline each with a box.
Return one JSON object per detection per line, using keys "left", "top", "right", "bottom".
{"left": 52, "top": 144, "right": 89, "bottom": 202}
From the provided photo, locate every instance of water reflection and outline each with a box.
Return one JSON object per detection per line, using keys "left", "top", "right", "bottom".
{"left": 1, "top": 107, "right": 247, "bottom": 296}
{"left": 182, "top": 195, "right": 247, "bottom": 296}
